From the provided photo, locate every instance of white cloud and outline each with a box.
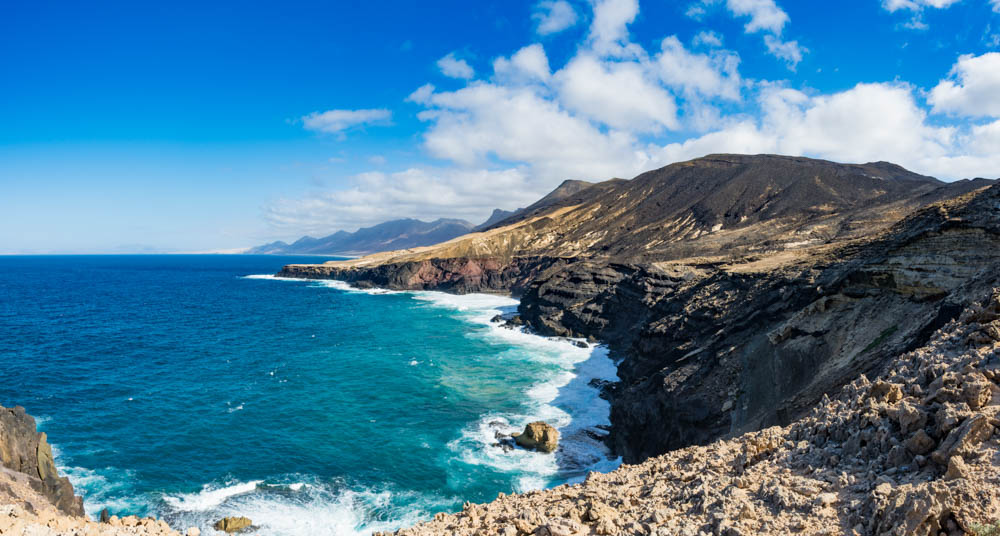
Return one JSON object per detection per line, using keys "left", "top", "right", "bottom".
{"left": 437, "top": 53, "right": 475, "bottom": 79}
{"left": 301, "top": 109, "right": 392, "bottom": 135}
{"left": 493, "top": 44, "right": 551, "bottom": 83}
{"left": 414, "top": 82, "right": 649, "bottom": 181}
{"left": 556, "top": 54, "right": 680, "bottom": 132}
{"left": 656, "top": 35, "right": 742, "bottom": 100}
{"left": 725, "top": 0, "right": 789, "bottom": 34}
{"left": 929, "top": 52, "right": 1000, "bottom": 118}
{"left": 993, "top": 0, "right": 1000, "bottom": 13}
{"left": 407, "top": 83, "right": 436, "bottom": 104}
{"left": 763, "top": 35, "right": 805, "bottom": 67}
{"left": 688, "top": 0, "right": 804, "bottom": 67}
{"left": 692, "top": 30, "right": 723, "bottom": 47}
{"left": 533, "top": 0, "right": 579, "bottom": 35}
{"left": 589, "top": 0, "right": 643, "bottom": 57}
{"left": 880, "top": 0, "right": 963, "bottom": 30}
{"left": 881, "top": 0, "right": 962, "bottom": 12}
{"left": 264, "top": 167, "right": 541, "bottom": 234}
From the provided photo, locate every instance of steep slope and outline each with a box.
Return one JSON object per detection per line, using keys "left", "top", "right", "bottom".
{"left": 473, "top": 208, "right": 523, "bottom": 232}
{"left": 523, "top": 183, "right": 1000, "bottom": 462}
{"left": 247, "top": 218, "right": 475, "bottom": 255}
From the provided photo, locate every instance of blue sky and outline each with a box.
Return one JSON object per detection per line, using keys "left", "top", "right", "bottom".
{"left": 2, "top": 0, "right": 1000, "bottom": 253}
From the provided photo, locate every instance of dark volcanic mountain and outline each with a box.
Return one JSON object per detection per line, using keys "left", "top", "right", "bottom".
{"left": 278, "top": 153, "right": 998, "bottom": 470}
{"left": 247, "top": 218, "right": 476, "bottom": 255}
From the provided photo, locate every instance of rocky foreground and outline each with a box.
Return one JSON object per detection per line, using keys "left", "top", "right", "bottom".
{"left": 380, "top": 288, "right": 1000, "bottom": 536}
{"left": 0, "top": 406, "right": 197, "bottom": 536}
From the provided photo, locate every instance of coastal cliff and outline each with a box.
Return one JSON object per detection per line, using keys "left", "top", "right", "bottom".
{"left": 276, "top": 154, "right": 999, "bottom": 465}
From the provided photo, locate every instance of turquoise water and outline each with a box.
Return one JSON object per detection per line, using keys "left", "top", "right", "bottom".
{"left": 0, "top": 255, "right": 618, "bottom": 535}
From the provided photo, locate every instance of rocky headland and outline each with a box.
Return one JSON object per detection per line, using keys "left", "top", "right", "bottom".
{"left": 278, "top": 154, "right": 1000, "bottom": 534}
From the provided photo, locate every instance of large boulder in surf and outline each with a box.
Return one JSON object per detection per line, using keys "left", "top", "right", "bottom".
{"left": 214, "top": 516, "right": 252, "bottom": 533}
{"left": 514, "top": 421, "right": 559, "bottom": 453}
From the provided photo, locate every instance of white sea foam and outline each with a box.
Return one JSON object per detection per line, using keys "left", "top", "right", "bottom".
{"left": 408, "top": 288, "right": 622, "bottom": 488}
{"left": 242, "top": 274, "right": 305, "bottom": 281}
{"left": 161, "top": 478, "right": 447, "bottom": 536}
{"left": 163, "top": 480, "right": 263, "bottom": 511}
{"left": 245, "top": 276, "right": 623, "bottom": 513}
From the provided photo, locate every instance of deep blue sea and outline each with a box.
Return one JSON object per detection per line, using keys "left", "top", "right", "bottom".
{"left": 0, "top": 255, "right": 618, "bottom": 535}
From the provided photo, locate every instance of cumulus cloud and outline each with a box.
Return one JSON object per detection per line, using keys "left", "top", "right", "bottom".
{"left": 533, "top": 0, "right": 579, "bottom": 35}
{"left": 264, "top": 167, "right": 543, "bottom": 234}
{"left": 656, "top": 36, "right": 742, "bottom": 100}
{"left": 437, "top": 53, "right": 475, "bottom": 79}
{"left": 493, "top": 44, "right": 552, "bottom": 83}
{"left": 556, "top": 54, "right": 680, "bottom": 132}
{"left": 929, "top": 52, "right": 1000, "bottom": 118}
{"left": 725, "top": 0, "right": 789, "bottom": 33}
{"left": 415, "top": 82, "right": 649, "bottom": 181}
{"left": 589, "top": 0, "right": 643, "bottom": 57}
{"left": 688, "top": 0, "right": 805, "bottom": 67}
{"left": 300, "top": 109, "right": 392, "bottom": 135}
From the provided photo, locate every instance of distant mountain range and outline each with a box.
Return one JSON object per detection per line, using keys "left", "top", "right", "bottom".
{"left": 249, "top": 212, "right": 521, "bottom": 256}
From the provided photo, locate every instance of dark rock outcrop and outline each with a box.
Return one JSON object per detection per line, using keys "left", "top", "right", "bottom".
{"left": 518, "top": 183, "right": 1000, "bottom": 462}
{"left": 0, "top": 405, "right": 84, "bottom": 517}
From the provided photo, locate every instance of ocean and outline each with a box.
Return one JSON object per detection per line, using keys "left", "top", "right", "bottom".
{"left": 0, "top": 255, "right": 619, "bottom": 535}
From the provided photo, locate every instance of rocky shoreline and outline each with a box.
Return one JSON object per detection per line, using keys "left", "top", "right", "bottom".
{"left": 0, "top": 406, "right": 200, "bottom": 536}
{"left": 278, "top": 181, "right": 1000, "bottom": 467}
{"left": 375, "top": 286, "right": 1000, "bottom": 536}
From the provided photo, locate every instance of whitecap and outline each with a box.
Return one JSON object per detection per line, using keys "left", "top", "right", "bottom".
{"left": 160, "top": 479, "right": 451, "bottom": 536}
{"left": 163, "top": 480, "right": 263, "bottom": 511}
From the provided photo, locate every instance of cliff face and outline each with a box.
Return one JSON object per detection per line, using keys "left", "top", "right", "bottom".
{"left": 519, "top": 184, "right": 1000, "bottom": 462}
{"left": 275, "top": 155, "right": 999, "bottom": 468}
{"left": 279, "top": 256, "right": 563, "bottom": 295}
{"left": 0, "top": 405, "right": 83, "bottom": 517}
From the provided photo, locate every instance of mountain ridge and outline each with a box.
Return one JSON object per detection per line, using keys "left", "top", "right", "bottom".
{"left": 247, "top": 217, "right": 478, "bottom": 256}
